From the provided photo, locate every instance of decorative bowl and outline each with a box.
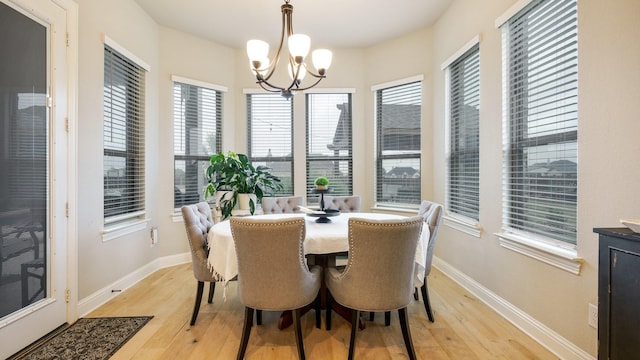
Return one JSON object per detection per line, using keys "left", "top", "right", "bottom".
{"left": 307, "top": 209, "right": 340, "bottom": 223}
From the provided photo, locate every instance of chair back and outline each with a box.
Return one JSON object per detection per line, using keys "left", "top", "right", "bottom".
{"left": 335, "top": 216, "right": 423, "bottom": 311}
{"left": 230, "top": 217, "right": 321, "bottom": 311}
{"left": 323, "top": 195, "right": 361, "bottom": 212}
{"left": 181, "top": 202, "right": 216, "bottom": 282}
{"left": 418, "top": 200, "right": 443, "bottom": 277}
{"left": 261, "top": 196, "right": 303, "bottom": 214}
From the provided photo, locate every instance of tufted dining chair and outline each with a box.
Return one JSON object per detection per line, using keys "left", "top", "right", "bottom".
{"left": 372, "top": 199, "right": 445, "bottom": 326}
{"left": 181, "top": 202, "right": 218, "bottom": 326}
{"left": 323, "top": 195, "right": 361, "bottom": 212}
{"left": 230, "top": 217, "right": 322, "bottom": 360}
{"left": 325, "top": 216, "right": 423, "bottom": 360}
{"left": 261, "top": 196, "right": 304, "bottom": 214}
{"left": 415, "top": 199, "right": 443, "bottom": 322}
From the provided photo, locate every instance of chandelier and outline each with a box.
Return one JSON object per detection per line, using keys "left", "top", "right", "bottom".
{"left": 246, "top": 0, "right": 333, "bottom": 99}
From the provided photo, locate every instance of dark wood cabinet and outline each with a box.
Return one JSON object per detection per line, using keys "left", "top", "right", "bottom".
{"left": 594, "top": 227, "right": 640, "bottom": 360}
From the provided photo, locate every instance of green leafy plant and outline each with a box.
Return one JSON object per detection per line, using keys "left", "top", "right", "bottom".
{"left": 205, "top": 151, "right": 282, "bottom": 219}
{"left": 314, "top": 176, "right": 329, "bottom": 188}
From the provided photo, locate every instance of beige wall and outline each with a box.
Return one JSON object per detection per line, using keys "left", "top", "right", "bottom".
{"left": 426, "top": 0, "right": 640, "bottom": 356}
{"left": 155, "top": 27, "right": 237, "bottom": 258}
{"left": 73, "top": 0, "right": 640, "bottom": 356}
{"left": 76, "top": 0, "right": 160, "bottom": 298}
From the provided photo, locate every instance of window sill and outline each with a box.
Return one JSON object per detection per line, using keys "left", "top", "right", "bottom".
{"left": 443, "top": 215, "right": 482, "bottom": 237}
{"left": 101, "top": 219, "right": 150, "bottom": 242}
{"left": 371, "top": 204, "right": 419, "bottom": 215}
{"left": 495, "top": 231, "right": 583, "bottom": 275}
{"left": 171, "top": 212, "right": 183, "bottom": 223}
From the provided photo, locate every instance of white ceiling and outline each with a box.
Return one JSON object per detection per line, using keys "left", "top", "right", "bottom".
{"left": 133, "top": 0, "right": 453, "bottom": 50}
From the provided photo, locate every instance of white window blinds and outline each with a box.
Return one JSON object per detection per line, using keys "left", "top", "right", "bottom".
{"left": 247, "top": 93, "right": 293, "bottom": 195}
{"left": 103, "top": 45, "right": 146, "bottom": 222}
{"left": 447, "top": 44, "right": 480, "bottom": 221}
{"left": 502, "top": 0, "right": 578, "bottom": 244}
{"left": 375, "top": 81, "right": 422, "bottom": 206}
{"left": 306, "top": 93, "right": 353, "bottom": 203}
{"left": 173, "top": 80, "right": 222, "bottom": 209}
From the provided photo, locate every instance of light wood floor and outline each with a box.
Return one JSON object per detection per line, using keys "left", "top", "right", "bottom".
{"left": 88, "top": 263, "right": 559, "bottom": 359}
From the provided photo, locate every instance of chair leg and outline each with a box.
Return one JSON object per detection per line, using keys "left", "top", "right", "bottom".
{"left": 398, "top": 307, "right": 417, "bottom": 360}
{"left": 256, "top": 310, "right": 262, "bottom": 326}
{"left": 370, "top": 311, "right": 391, "bottom": 326}
{"left": 414, "top": 287, "right": 419, "bottom": 301}
{"left": 237, "top": 307, "right": 254, "bottom": 360}
{"left": 420, "top": 279, "right": 435, "bottom": 322}
{"left": 314, "top": 292, "right": 322, "bottom": 329}
{"left": 326, "top": 290, "right": 333, "bottom": 330}
{"left": 348, "top": 309, "right": 359, "bottom": 360}
{"left": 190, "top": 281, "right": 205, "bottom": 326}
{"left": 208, "top": 282, "right": 216, "bottom": 303}
{"left": 293, "top": 308, "right": 306, "bottom": 360}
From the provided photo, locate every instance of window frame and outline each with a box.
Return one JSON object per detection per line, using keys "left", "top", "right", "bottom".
{"left": 172, "top": 76, "right": 225, "bottom": 211}
{"left": 372, "top": 76, "right": 423, "bottom": 210}
{"left": 496, "top": 0, "right": 581, "bottom": 274}
{"left": 246, "top": 92, "right": 294, "bottom": 196}
{"left": 444, "top": 41, "right": 481, "bottom": 226}
{"left": 305, "top": 92, "right": 354, "bottom": 204}
{"left": 102, "top": 37, "right": 149, "bottom": 226}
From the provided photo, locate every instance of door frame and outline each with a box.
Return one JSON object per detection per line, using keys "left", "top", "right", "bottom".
{"left": 0, "top": 0, "right": 78, "bottom": 356}
{"left": 60, "top": 0, "right": 79, "bottom": 324}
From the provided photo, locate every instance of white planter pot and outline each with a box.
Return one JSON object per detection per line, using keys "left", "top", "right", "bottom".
{"left": 237, "top": 193, "right": 257, "bottom": 210}
{"left": 216, "top": 190, "right": 234, "bottom": 208}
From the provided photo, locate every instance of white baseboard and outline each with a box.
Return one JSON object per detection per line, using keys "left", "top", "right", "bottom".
{"left": 433, "top": 256, "right": 595, "bottom": 360}
{"left": 78, "top": 252, "right": 191, "bottom": 317}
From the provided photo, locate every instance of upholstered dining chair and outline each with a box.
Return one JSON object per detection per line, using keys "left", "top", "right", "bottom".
{"left": 230, "top": 217, "right": 322, "bottom": 360}
{"left": 325, "top": 216, "right": 423, "bottom": 360}
{"left": 323, "top": 195, "right": 361, "bottom": 212}
{"left": 323, "top": 195, "right": 360, "bottom": 267}
{"left": 181, "top": 201, "right": 218, "bottom": 326}
{"left": 415, "top": 199, "right": 444, "bottom": 322}
{"left": 261, "top": 196, "right": 304, "bottom": 214}
{"left": 372, "top": 199, "right": 444, "bottom": 326}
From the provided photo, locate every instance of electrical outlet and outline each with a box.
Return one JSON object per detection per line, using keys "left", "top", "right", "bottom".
{"left": 150, "top": 227, "right": 158, "bottom": 246}
{"left": 588, "top": 303, "right": 598, "bottom": 328}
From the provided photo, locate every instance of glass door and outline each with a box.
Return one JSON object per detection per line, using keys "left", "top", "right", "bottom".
{"left": 0, "top": 0, "right": 69, "bottom": 357}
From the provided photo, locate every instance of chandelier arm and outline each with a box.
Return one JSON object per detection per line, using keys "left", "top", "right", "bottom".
{"left": 288, "top": 77, "right": 325, "bottom": 92}
{"left": 261, "top": 3, "right": 291, "bottom": 82}
{"left": 257, "top": 81, "right": 284, "bottom": 93}
{"left": 301, "top": 63, "right": 325, "bottom": 78}
{"left": 257, "top": 76, "right": 301, "bottom": 94}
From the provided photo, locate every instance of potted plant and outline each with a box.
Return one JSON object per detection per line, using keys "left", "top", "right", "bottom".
{"left": 205, "top": 151, "right": 282, "bottom": 219}
{"left": 314, "top": 176, "right": 330, "bottom": 190}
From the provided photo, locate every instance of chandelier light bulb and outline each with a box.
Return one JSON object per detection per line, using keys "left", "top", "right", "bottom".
{"left": 288, "top": 34, "right": 311, "bottom": 62}
{"left": 312, "top": 49, "right": 332, "bottom": 75}
{"left": 247, "top": 40, "right": 269, "bottom": 63}
{"left": 288, "top": 63, "right": 307, "bottom": 81}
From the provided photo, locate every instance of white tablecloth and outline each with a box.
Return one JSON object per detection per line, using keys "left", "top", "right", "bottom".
{"left": 207, "top": 212, "right": 430, "bottom": 289}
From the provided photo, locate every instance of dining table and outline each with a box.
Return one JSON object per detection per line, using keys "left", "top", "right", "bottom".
{"left": 206, "top": 211, "right": 430, "bottom": 328}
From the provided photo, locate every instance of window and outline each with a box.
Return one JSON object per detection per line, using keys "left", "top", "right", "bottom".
{"left": 446, "top": 43, "right": 480, "bottom": 221}
{"left": 247, "top": 93, "right": 293, "bottom": 195}
{"left": 374, "top": 79, "right": 422, "bottom": 207}
{"left": 306, "top": 93, "right": 353, "bottom": 204}
{"left": 103, "top": 44, "right": 147, "bottom": 222}
{"left": 501, "top": 0, "right": 578, "bottom": 245}
{"left": 173, "top": 77, "right": 223, "bottom": 209}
